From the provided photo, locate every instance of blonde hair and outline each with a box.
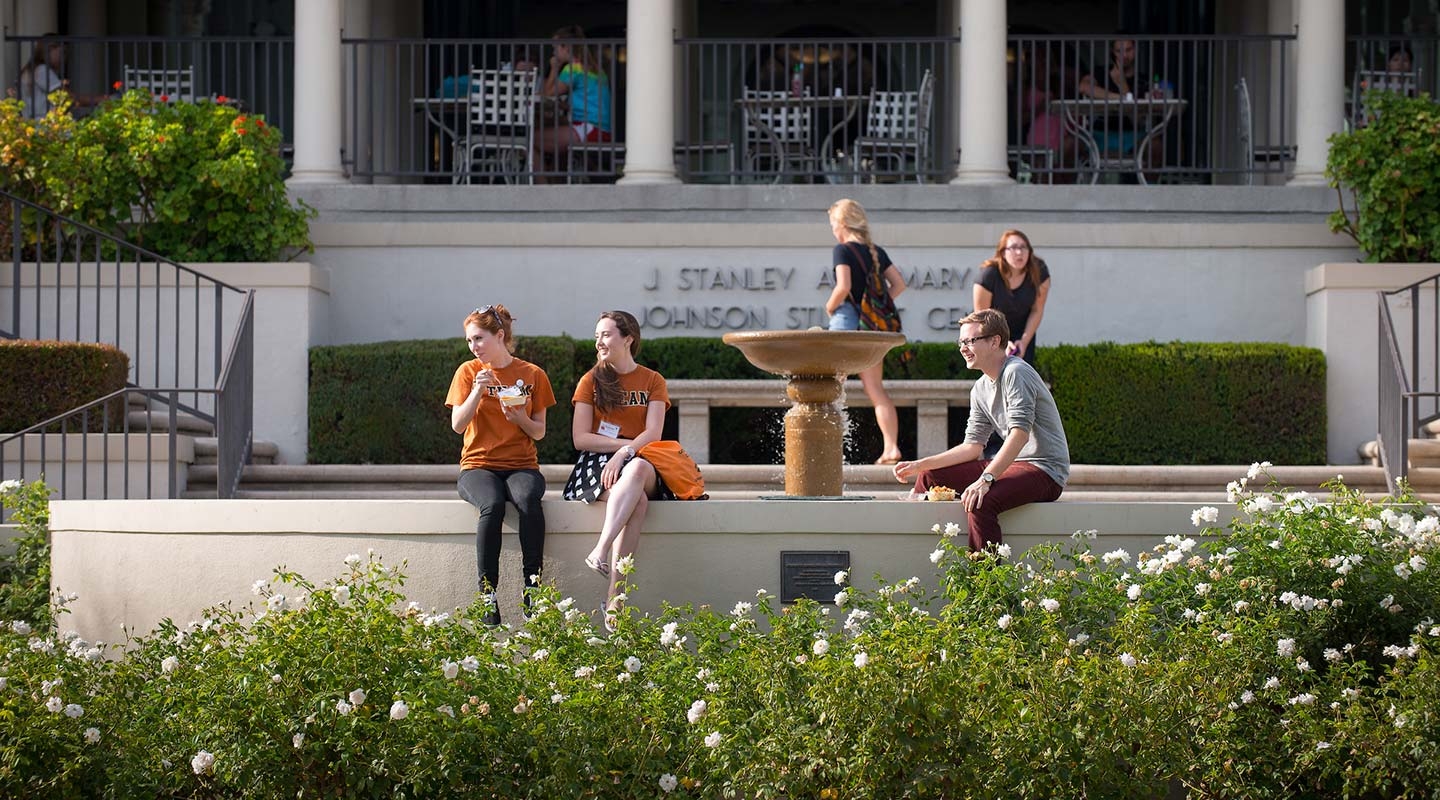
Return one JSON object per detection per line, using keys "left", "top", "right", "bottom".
{"left": 462, "top": 304, "right": 515, "bottom": 353}
{"left": 828, "top": 198, "right": 882, "bottom": 279}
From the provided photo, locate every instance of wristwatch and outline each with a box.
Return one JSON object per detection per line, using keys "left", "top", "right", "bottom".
{"left": 980, "top": 472, "right": 996, "bottom": 485}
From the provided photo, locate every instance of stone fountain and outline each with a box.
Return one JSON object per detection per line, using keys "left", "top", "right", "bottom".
{"left": 722, "top": 330, "right": 907, "bottom": 497}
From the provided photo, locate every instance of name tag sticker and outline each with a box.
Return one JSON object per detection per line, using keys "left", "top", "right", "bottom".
{"left": 597, "top": 421, "right": 621, "bottom": 439}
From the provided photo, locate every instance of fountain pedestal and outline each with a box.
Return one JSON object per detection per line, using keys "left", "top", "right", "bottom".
{"left": 722, "top": 330, "right": 907, "bottom": 497}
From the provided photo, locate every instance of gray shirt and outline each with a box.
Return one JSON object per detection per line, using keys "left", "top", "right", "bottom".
{"left": 964, "top": 356, "right": 1071, "bottom": 487}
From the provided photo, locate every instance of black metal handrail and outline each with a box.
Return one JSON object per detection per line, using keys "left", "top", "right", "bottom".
{"left": 4, "top": 33, "right": 294, "bottom": 150}
{"left": 1378, "top": 272, "right": 1440, "bottom": 493}
{"left": 2, "top": 190, "right": 248, "bottom": 421}
{"left": 2, "top": 189, "right": 256, "bottom": 511}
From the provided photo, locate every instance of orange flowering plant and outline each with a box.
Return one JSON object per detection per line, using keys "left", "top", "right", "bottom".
{"left": 0, "top": 88, "right": 312, "bottom": 262}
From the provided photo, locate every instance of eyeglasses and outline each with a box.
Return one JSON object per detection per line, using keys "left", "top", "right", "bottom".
{"left": 1003, "top": 244, "right": 1030, "bottom": 252}
{"left": 957, "top": 334, "right": 997, "bottom": 348}
{"left": 473, "top": 305, "right": 493, "bottom": 316}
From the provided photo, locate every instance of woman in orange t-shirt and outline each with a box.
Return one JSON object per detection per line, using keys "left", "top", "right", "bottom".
{"left": 564, "top": 310, "right": 669, "bottom": 629}
{"left": 445, "top": 305, "right": 556, "bottom": 625}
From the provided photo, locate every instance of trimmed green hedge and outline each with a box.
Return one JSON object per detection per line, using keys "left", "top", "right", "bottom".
{"left": 0, "top": 341, "right": 129, "bottom": 432}
{"left": 309, "top": 337, "right": 1325, "bottom": 466}
{"left": 1037, "top": 342, "right": 1326, "bottom": 465}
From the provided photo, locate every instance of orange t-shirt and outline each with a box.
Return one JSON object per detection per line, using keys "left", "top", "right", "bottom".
{"left": 445, "top": 357, "right": 556, "bottom": 471}
{"left": 572, "top": 364, "right": 670, "bottom": 440}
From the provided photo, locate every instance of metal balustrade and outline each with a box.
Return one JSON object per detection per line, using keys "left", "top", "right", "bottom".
{"left": 1, "top": 190, "right": 254, "bottom": 511}
{"left": 342, "top": 37, "right": 622, "bottom": 183}
{"left": 1005, "top": 34, "right": 1296, "bottom": 185}
{"left": 4, "top": 34, "right": 294, "bottom": 152}
{"left": 1378, "top": 274, "right": 1440, "bottom": 494}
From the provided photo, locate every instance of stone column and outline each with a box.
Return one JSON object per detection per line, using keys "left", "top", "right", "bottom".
{"left": 617, "top": 0, "right": 681, "bottom": 184}
{"left": 950, "top": 0, "right": 1012, "bottom": 185}
{"left": 1288, "top": 0, "right": 1343, "bottom": 186}
{"left": 288, "top": 0, "right": 346, "bottom": 185}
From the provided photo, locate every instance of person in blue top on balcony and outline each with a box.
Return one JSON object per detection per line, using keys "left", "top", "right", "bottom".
{"left": 540, "top": 25, "right": 613, "bottom": 177}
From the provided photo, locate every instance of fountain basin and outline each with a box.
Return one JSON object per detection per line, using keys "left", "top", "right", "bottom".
{"left": 722, "top": 330, "right": 907, "bottom": 497}
{"left": 721, "top": 330, "right": 908, "bottom": 378}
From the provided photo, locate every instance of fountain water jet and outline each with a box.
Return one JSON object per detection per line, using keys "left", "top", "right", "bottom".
{"left": 722, "top": 330, "right": 907, "bottom": 497}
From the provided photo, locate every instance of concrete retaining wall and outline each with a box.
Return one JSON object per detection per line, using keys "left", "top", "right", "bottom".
{"left": 49, "top": 497, "right": 1233, "bottom": 643}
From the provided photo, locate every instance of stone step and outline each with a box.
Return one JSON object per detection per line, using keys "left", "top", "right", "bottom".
{"left": 1356, "top": 439, "right": 1440, "bottom": 476}
{"left": 183, "top": 462, "right": 1404, "bottom": 500}
{"left": 192, "top": 438, "right": 278, "bottom": 466}
{"left": 126, "top": 409, "right": 213, "bottom": 435}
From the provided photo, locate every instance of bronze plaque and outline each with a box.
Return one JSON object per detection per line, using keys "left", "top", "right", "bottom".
{"left": 780, "top": 550, "right": 851, "bottom": 604}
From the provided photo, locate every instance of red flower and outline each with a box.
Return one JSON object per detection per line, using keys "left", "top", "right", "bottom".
{"left": 256, "top": 119, "right": 266, "bottom": 129}
{"left": 157, "top": 135, "right": 166, "bottom": 143}
{"left": 216, "top": 95, "right": 229, "bottom": 104}
{"left": 159, "top": 94, "right": 169, "bottom": 103}
{"left": 113, "top": 81, "right": 122, "bottom": 91}
{"left": 235, "top": 128, "right": 246, "bottom": 136}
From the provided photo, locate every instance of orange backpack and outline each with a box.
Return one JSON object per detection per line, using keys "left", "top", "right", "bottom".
{"left": 638, "top": 440, "right": 708, "bottom": 500}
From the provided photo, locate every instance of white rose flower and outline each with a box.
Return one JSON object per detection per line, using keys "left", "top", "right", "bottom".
{"left": 1191, "top": 506, "right": 1219, "bottom": 527}
{"left": 1276, "top": 638, "right": 1296, "bottom": 657}
{"left": 834, "top": 570, "right": 848, "bottom": 585}
{"left": 83, "top": 727, "right": 101, "bottom": 744}
{"left": 997, "top": 614, "right": 1013, "bottom": 630}
{"left": 348, "top": 689, "right": 366, "bottom": 706}
{"left": 1194, "top": 583, "right": 1211, "bottom": 596}
{"left": 731, "top": 601, "right": 752, "bottom": 617}
{"left": 1127, "top": 584, "right": 1142, "bottom": 601}
{"left": 64, "top": 703, "right": 84, "bottom": 718}
{"left": 0, "top": 479, "right": 21, "bottom": 494}
{"left": 335, "top": 700, "right": 353, "bottom": 715}
{"left": 833, "top": 590, "right": 848, "bottom": 608}
{"left": 1323, "top": 648, "right": 1342, "bottom": 662}
{"left": 1263, "top": 676, "right": 1281, "bottom": 690}
{"left": 460, "top": 655, "right": 480, "bottom": 672}
{"left": 853, "top": 652, "right": 869, "bottom": 668}
{"left": 812, "top": 638, "right": 830, "bottom": 656}
{"left": 437, "top": 705, "right": 455, "bottom": 718}
{"left": 1102, "top": 549, "right": 1131, "bottom": 565}
{"left": 190, "top": 750, "right": 215, "bottom": 775}
{"left": 943, "top": 522, "right": 962, "bottom": 538}
{"left": 704, "top": 730, "right": 722, "bottom": 748}
{"left": 389, "top": 700, "right": 409, "bottom": 720}
{"left": 575, "top": 665, "right": 595, "bottom": 678}
{"left": 624, "top": 656, "right": 643, "bottom": 673}
{"left": 996, "top": 543, "right": 1012, "bottom": 558}
{"left": 660, "top": 622, "right": 680, "bottom": 648}
{"left": 687, "top": 699, "right": 708, "bottom": 724}
{"left": 161, "top": 656, "right": 180, "bottom": 674}
{"left": 1240, "top": 690, "right": 1255, "bottom": 704}
{"left": 1040, "top": 598, "right": 1060, "bottom": 613}
{"left": 251, "top": 579, "right": 268, "bottom": 596}
{"left": 11, "top": 621, "right": 31, "bottom": 635}
{"left": 45, "top": 696, "right": 63, "bottom": 713}
{"left": 344, "top": 553, "right": 362, "bottom": 566}
{"left": 1289, "top": 693, "right": 1316, "bottom": 706}
{"left": 929, "top": 548, "right": 945, "bottom": 564}
{"left": 441, "top": 660, "right": 459, "bottom": 680}
{"left": 293, "top": 733, "right": 305, "bottom": 748}
{"left": 659, "top": 773, "right": 678, "bottom": 793}
{"left": 1118, "top": 652, "right": 1137, "bottom": 668}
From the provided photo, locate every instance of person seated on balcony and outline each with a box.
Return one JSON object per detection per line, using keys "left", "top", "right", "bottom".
{"left": 1076, "top": 35, "right": 1167, "bottom": 177}
{"left": 892, "top": 308, "right": 1070, "bottom": 552}
{"left": 14, "top": 37, "right": 100, "bottom": 119}
{"left": 1019, "top": 45, "right": 1075, "bottom": 182}
{"left": 539, "top": 25, "right": 613, "bottom": 177}
{"left": 1387, "top": 45, "right": 1414, "bottom": 74}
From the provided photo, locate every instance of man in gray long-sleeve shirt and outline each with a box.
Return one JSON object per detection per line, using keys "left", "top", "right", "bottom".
{"left": 894, "top": 308, "right": 1070, "bottom": 550}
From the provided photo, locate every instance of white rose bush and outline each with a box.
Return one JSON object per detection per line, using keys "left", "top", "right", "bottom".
{"left": 1, "top": 471, "right": 1439, "bottom": 797}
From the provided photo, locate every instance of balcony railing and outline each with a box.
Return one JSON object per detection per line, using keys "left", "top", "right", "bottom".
{"left": 342, "top": 37, "right": 623, "bottom": 183}
{"left": 4, "top": 34, "right": 294, "bottom": 151}
{"left": 1005, "top": 34, "right": 1295, "bottom": 185}
{"left": 1346, "top": 34, "right": 1438, "bottom": 130}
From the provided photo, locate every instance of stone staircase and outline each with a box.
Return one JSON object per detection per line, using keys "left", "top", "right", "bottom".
{"left": 124, "top": 393, "right": 278, "bottom": 470}
{"left": 1358, "top": 418, "right": 1440, "bottom": 491}
{"left": 181, "top": 461, "right": 1400, "bottom": 502}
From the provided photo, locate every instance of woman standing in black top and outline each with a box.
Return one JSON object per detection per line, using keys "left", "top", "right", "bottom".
{"left": 973, "top": 229, "right": 1051, "bottom": 365}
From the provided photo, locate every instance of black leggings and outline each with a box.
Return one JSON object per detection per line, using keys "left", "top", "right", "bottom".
{"left": 457, "top": 468, "right": 546, "bottom": 595}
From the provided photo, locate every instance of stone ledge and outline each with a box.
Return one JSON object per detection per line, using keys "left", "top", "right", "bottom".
{"left": 52, "top": 498, "right": 1225, "bottom": 644}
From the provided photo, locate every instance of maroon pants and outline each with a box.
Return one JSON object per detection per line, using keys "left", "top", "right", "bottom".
{"left": 915, "top": 460, "right": 1063, "bottom": 551}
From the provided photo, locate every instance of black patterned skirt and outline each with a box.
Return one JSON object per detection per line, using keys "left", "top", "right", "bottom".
{"left": 562, "top": 450, "right": 676, "bottom": 503}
